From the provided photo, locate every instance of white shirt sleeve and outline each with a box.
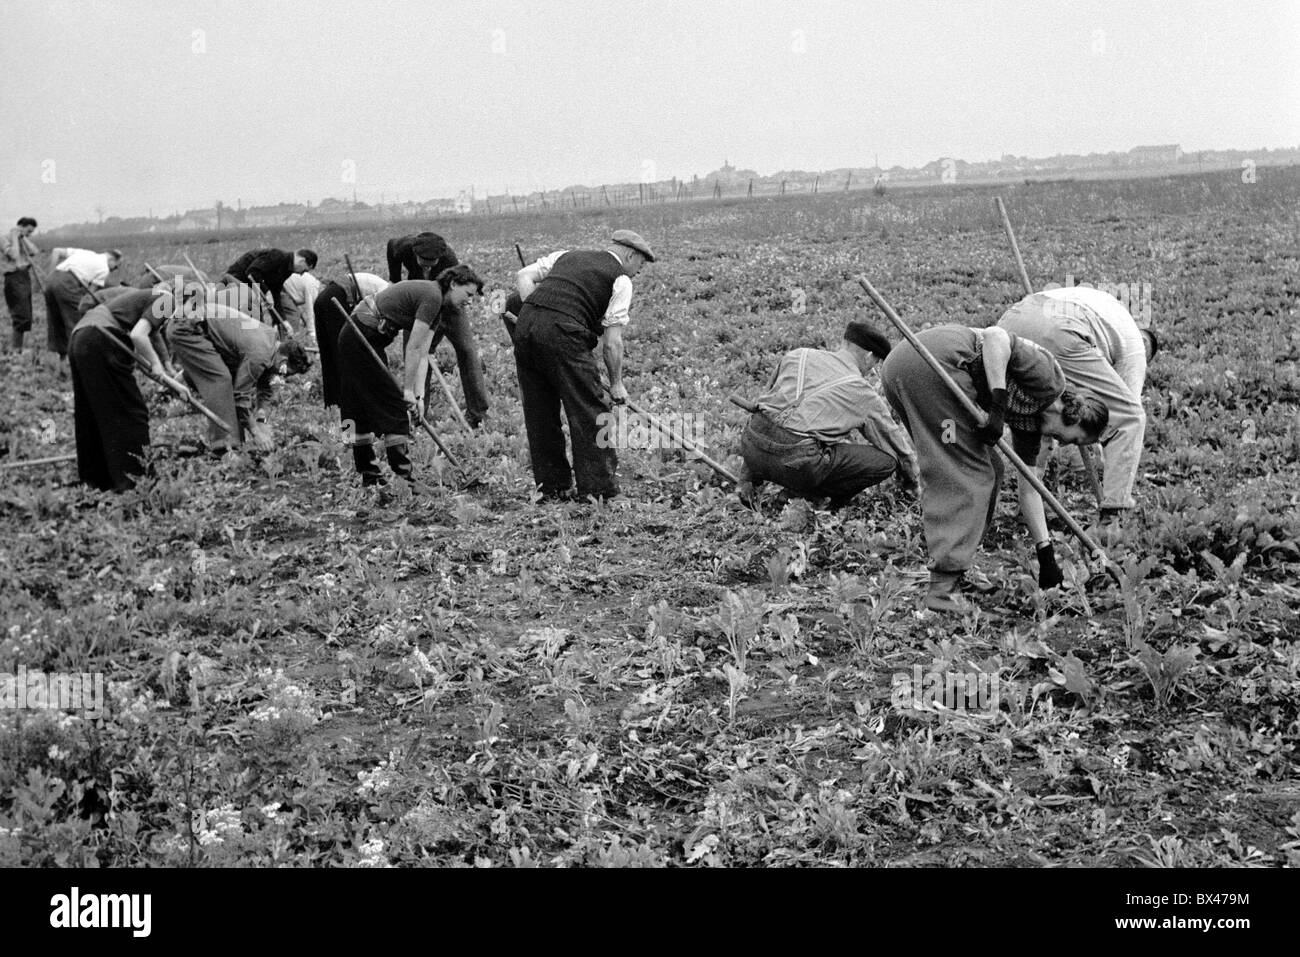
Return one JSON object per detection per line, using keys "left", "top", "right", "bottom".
{"left": 356, "top": 273, "right": 390, "bottom": 298}
{"left": 602, "top": 274, "right": 633, "bottom": 327}
{"left": 517, "top": 250, "right": 567, "bottom": 289}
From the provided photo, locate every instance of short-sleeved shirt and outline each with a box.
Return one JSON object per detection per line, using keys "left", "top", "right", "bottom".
{"left": 961, "top": 328, "right": 1064, "bottom": 460}
{"left": 57, "top": 249, "right": 113, "bottom": 286}
{"left": 280, "top": 272, "right": 322, "bottom": 327}
{"left": 75, "top": 288, "right": 171, "bottom": 335}
{"left": 354, "top": 280, "right": 443, "bottom": 340}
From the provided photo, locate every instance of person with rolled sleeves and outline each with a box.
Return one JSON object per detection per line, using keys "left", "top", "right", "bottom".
{"left": 2, "top": 217, "right": 40, "bottom": 351}
{"left": 338, "top": 266, "right": 483, "bottom": 486}
{"left": 512, "top": 230, "right": 655, "bottom": 502}
{"left": 313, "top": 271, "right": 390, "bottom": 412}
{"left": 45, "top": 246, "right": 123, "bottom": 359}
{"left": 879, "top": 324, "right": 1109, "bottom": 612}
{"left": 168, "top": 303, "right": 311, "bottom": 454}
{"left": 737, "top": 322, "right": 918, "bottom": 509}
{"left": 69, "top": 286, "right": 179, "bottom": 491}
{"left": 998, "top": 285, "right": 1158, "bottom": 540}
{"left": 280, "top": 271, "right": 322, "bottom": 338}
{"left": 386, "top": 232, "right": 458, "bottom": 282}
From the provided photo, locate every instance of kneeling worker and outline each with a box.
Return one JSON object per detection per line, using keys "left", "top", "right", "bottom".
{"left": 738, "top": 322, "right": 918, "bottom": 508}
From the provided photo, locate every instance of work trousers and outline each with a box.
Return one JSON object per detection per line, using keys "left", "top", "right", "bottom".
{"left": 69, "top": 324, "right": 149, "bottom": 491}
{"left": 881, "top": 328, "right": 1002, "bottom": 574}
{"left": 313, "top": 280, "right": 352, "bottom": 408}
{"left": 513, "top": 305, "right": 617, "bottom": 498}
{"left": 167, "top": 314, "right": 249, "bottom": 449}
{"left": 44, "top": 270, "right": 84, "bottom": 357}
{"left": 740, "top": 413, "right": 896, "bottom": 504}
{"left": 3, "top": 268, "right": 33, "bottom": 333}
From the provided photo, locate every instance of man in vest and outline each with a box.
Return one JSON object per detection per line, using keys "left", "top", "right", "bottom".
{"left": 737, "top": 322, "right": 918, "bottom": 509}
{"left": 512, "top": 230, "right": 655, "bottom": 501}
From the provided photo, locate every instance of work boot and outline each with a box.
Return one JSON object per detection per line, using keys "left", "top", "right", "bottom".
{"left": 11, "top": 331, "right": 23, "bottom": 352}
{"left": 385, "top": 441, "right": 414, "bottom": 483}
{"left": 925, "top": 570, "right": 975, "bottom": 614}
{"left": 352, "top": 442, "right": 385, "bottom": 486}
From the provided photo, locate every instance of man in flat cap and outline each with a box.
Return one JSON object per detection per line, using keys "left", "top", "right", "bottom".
{"left": 511, "top": 230, "right": 655, "bottom": 501}
{"left": 387, "top": 232, "right": 458, "bottom": 283}
{"left": 736, "top": 322, "right": 918, "bottom": 509}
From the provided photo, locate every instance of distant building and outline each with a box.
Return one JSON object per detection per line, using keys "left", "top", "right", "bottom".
{"left": 1128, "top": 144, "right": 1182, "bottom": 165}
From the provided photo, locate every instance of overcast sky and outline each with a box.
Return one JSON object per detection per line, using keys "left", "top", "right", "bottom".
{"left": 2, "top": 0, "right": 1296, "bottom": 225}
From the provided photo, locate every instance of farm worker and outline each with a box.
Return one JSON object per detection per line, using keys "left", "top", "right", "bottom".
{"left": 45, "top": 247, "right": 123, "bottom": 359}
{"left": 512, "top": 230, "right": 656, "bottom": 501}
{"left": 338, "top": 266, "right": 483, "bottom": 486}
{"left": 313, "top": 272, "right": 390, "bottom": 411}
{"left": 736, "top": 322, "right": 919, "bottom": 509}
{"left": 279, "top": 270, "right": 322, "bottom": 336}
{"left": 387, "top": 232, "right": 458, "bottom": 282}
{"left": 68, "top": 287, "right": 179, "bottom": 491}
{"left": 219, "top": 247, "right": 317, "bottom": 324}
{"left": 2, "top": 217, "right": 40, "bottom": 351}
{"left": 880, "top": 325, "right": 1109, "bottom": 613}
{"left": 76, "top": 284, "right": 177, "bottom": 376}
{"left": 998, "top": 286, "right": 1157, "bottom": 536}
{"left": 168, "top": 303, "right": 312, "bottom": 454}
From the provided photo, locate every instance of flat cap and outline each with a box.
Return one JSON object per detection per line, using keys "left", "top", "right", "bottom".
{"left": 611, "top": 229, "right": 655, "bottom": 262}
{"left": 844, "top": 321, "right": 891, "bottom": 360}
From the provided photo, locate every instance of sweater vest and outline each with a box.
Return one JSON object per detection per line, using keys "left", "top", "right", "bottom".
{"left": 524, "top": 251, "right": 625, "bottom": 338}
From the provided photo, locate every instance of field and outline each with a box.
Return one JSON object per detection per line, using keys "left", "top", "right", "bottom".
{"left": 2, "top": 169, "right": 1298, "bottom": 867}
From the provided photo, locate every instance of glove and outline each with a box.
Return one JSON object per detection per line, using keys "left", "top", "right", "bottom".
{"left": 1036, "top": 541, "right": 1064, "bottom": 589}
{"left": 977, "top": 388, "right": 1007, "bottom": 445}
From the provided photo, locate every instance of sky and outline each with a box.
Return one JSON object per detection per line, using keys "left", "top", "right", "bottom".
{"left": 2, "top": 0, "right": 1297, "bottom": 225}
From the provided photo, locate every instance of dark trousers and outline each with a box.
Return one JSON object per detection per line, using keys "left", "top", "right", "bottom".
{"left": 313, "top": 280, "right": 351, "bottom": 408}
{"left": 513, "top": 305, "right": 617, "bottom": 498}
{"left": 337, "top": 322, "right": 408, "bottom": 439}
{"left": 44, "top": 270, "right": 83, "bottom": 356}
{"left": 3, "top": 269, "right": 33, "bottom": 333}
{"left": 168, "top": 314, "right": 245, "bottom": 448}
{"left": 740, "top": 413, "right": 896, "bottom": 504}
{"left": 69, "top": 325, "right": 149, "bottom": 491}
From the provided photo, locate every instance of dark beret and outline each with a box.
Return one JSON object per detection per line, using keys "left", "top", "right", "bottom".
{"left": 844, "top": 321, "right": 891, "bottom": 360}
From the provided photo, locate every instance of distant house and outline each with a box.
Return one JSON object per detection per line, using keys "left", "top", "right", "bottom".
{"left": 243, "top": 203, "right": 305, "bottom": 227}
{"left": 1128, "top": 144, "right": 1182, "bottom": 165}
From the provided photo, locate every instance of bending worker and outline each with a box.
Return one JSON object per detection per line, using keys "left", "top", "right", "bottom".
{"left": 880, "top": 324, "right": 1109, "bottom": 612}
{"left": 736, "top": 321, "right": 918, "bottom": 509}
{"left": 997, "top": 285, "right": 1157, "bottom": 540}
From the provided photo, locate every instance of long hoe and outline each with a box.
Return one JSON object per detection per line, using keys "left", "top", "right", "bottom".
{"left": 857, "top": 275, "right": 1122, "bottom": 585}
{"left": 330, "top": 299, "right": 480, "bottom": 489}
{"left": 995, "top": 196, "right": 1105, "bottom": 506}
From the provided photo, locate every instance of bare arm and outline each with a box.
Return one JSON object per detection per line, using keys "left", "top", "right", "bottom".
{"left": 602, "top": 323, "right": 626, "bottom": 401}
{"left": 130, "top": 318, "right": 165, "bottom": 375}
{"left": 403, "top": 319, "right": 435, "bottom": 404}
{"left": 977, "top": 326, "right": 1012, "bottom": 391}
